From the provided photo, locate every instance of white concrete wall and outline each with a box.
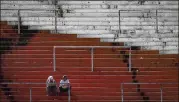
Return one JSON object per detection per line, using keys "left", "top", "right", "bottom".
{"left": 0, "top": 0, "right": 178, "bottom": 54}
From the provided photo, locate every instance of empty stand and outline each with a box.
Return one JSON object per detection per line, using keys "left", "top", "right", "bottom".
{"left": 0, "top": 1, "right": 178, "bottom": 101}
{"left": 1, "top": 23, "right": 178, "bottom": 101}
{"left": 1, "top": 1, "right": 178, "bottom": 54}
{"left": 1, "top": 22, "right": 134, "bottom": 102}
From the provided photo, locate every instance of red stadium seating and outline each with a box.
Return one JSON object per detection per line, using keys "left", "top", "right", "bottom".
{"left": 0, "top": 21, "right": 178, "bottom": 102}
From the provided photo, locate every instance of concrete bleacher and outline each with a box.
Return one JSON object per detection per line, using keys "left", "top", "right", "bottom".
{"left": 0, "top": 0, "right": 178, "bottom": 54}
{"left": 1, "top": 21, "right": 178, "bottom": 102}
{"left": 0, "top": 89, "right": 11, "bottom": 102}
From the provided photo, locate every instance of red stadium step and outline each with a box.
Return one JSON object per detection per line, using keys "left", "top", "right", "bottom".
{"left": 136, "top": 67, "right": 178, "bottom": 71}
{"left": 94, "top": 67, "right": 128, "bottom": 71}
{"left": 0, "top": 89, "right": 11, "bottom": 102}
{"left": 1, "top": 21, "right": 178, "bottom": 102}
{"left": 35, "top": 32, "right": 77, "bottom": 38}
{"left": 132, "top": 59, "right": 176, "bottom": 68}
{"left": 137, "top": 71, "right": 179, "bottom": 75}
{"left": 8, "top": 75, "right": 131, "bottom": 80}
{"left": 10, "top": 50, "right": 52, "bottom": 54}
{"left": 2, "top": 54, "right": 124, "bottom": 60}
{"left": 2, "top": 53, "right": 53, "bottom": 59}
{"left": 2, "top": 67, "right": 53, "bottom": 71}
{"left": 132, "top": 54, "right": 178, "bottom": 59}
{"left": 131, "top": 50, "right": 159, "bottom": 54}
{"left": 30, "top": 36, "right": 100, "bottom": 42}
{"left": 12, "top": 78, "right": 132, "bottom": 83}
{"left": 0, "top": 23, "right": 18, "bottom": 38}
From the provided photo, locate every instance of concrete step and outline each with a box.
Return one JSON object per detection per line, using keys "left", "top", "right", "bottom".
{"left": 1, "top": 16, "right": 178, "bottom": 24}
{"left": 2, "top": 1, "right": 177, "bottom": 5}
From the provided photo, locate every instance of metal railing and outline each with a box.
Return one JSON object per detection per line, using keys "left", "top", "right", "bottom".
{"left": 53, "top": 46, "right": 132, "bottom": 72}
{"left": 17, "top": 9, "right": 21, "bottom": 35}
{"left": 0, "top": 82, "right": 71, "bottom": 102}
{"left": 118, "top": 10, "right": 159, "bottom": 35}
{"left": 1, "top": 82, "right": 177, "bottom": 102}
{"left": 1, "top": 3, "right": 177, "bottom": 36}
{"left": 121, "top": 82, "right": 178, "bottom": 102}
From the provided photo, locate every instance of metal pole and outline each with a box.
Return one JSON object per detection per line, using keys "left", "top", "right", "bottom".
{"left": 160, "top": 84, "right": 163, "bottom": 102}
{"left": 91, "top": 48, "right": 94, "bottom": 72}
{"left": 118, "top": 10, "right": 121, "bottom": 34}
{"left": 54, "top": 0, "right": 57, "bottom": 33}
{"left": 30, "top": 88, "right": 32, "bottom": 102}
{"left": 68, "top": 85, "right": 71, "bottom": 102}
{"left": 128, "top": 47, "right": 132, "bottom": 72}
{"left": 156, "top": 9, "right": 158, "bottom": 33}
{"left": 17, "top": 9, "right": 21, "bottom": 35}
{"left": 53, "top": 46, "right": 56, "bottom": 71}
{"left": 121, "top": 83, "right": 124, "bottom": 102}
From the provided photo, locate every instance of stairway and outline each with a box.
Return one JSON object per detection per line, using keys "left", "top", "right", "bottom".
{"left": 130, "top": 53, "right": 178, "bottom": 102}
{"left": 1, "top": 21, "right": 178, "bottom": 102}
{"left": 1, "top": 27, "right": 135, "bottom": 102}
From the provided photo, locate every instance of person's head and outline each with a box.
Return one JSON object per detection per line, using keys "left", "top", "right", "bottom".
{"left": 62, "top": 75, "right": 67, "bottom": 81}
{"left": 47, "top": 76, "right": 54, "bottom": 82}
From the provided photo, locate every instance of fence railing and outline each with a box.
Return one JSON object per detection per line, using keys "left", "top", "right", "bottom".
{"left": 0, "top": 82, "right": 71, "bottom": 102}
{"left": 53, "top": 46, "right": 132, "bottom": 72}
{"left": 1, "top": 82, "right": 178, "bottom": 102}
{"left": 121, "top": 82, "right": 178, "bottom": 102}
{"left": 17, "top": 9, "right": 21, "bottom": 35}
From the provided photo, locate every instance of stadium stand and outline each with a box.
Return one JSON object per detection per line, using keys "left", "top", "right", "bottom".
{"left": 1, "top": 21, "right": 178, "bottom": 102}
{"left": 0, "top": 0, "right": 178, "bottom": 54}
{"left": 0, "top": 0, "right": 178, "bottom": 102}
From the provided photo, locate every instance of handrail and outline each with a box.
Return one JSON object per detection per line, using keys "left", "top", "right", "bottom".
{"left": 17, "top": 9, "right": 21, "bottom": 35}
{"left": 121, "top": 82, "right": 178, "bottom": 102}
{"left": 0, "top": 82, "right": 71, "bottom": 102}
{"left": 122, "top": 82, "right": 178, "bottom": 84}
{"left": 53, "top": 46, "right": 132, "bottom": 72}
{"left": 30, "top": 88, "right": 32, "bottom": 102}
{"left": 1, "top": 82, "right": 177, "bottom": 85}
{"left": 121, "top": 83, "right": 124, "bottom": 102}
{"left": 54, "top": 0, "right": 57, "bottom": 34}
{"left": 160, "top": 84, "right": 163, "bottom": 102}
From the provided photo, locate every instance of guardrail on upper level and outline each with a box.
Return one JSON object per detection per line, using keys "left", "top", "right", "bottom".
{"left": 121, "top": 82, "right": 178, "bottom": 102}
{"left": 53, "top": 46, "right": 132, "bottom": 72}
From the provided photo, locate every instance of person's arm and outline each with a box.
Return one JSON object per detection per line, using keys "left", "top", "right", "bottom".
{"left": 59, "top": 80, "right": 63, "bottom": 87}
{"left": 67, "top": 79, "right": 70, "bottom": 86}
{"left": 46, "top": 79, "right": 49, "bottom": 87}
{"left": 67, "top": 79, "right": 70, "bottom": 84}
{"left": 54, "top": 80, "right": 57, "bottom": 88}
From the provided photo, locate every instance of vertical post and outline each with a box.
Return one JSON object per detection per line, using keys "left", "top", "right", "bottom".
{"left": 30, "top": 88, "right": 32, "bottom": 102}
{"left": 17, "top": 9, "right": 21, "bottom": 35}
{"left": 118, "top": 10, "right": 121, "bottom": 34}
{"left": 121, "top": 83, "right": 124, "bottom": 102}
{"left": 128, "top": 47, "right": 132, "bottom": 72}
{"left": 68, "top": 84, "right": 71, "bottom": 102}
{"left": 53, "top": 46, "right": 56, "bottom": 71}
{"left": 160, "top": 84, "right": 163, "bottom": 102}
{"left": 91, "top": 47, "right": 94, "bottom": 72}
{"left": 156, "top": 9, "right": 158, "bottom": 33}
{"left": 162, "top": 42, "right": 166, "bottom": 54}
{"left": 54, "top": 0, "right": 57, "bottom": 33}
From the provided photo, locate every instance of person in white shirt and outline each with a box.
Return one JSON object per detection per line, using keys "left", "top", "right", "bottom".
{"left": 46, "top": 76, "right": 57, "bottom": 96}
{"left": 59, "top": 75, "right": 70, "bottom": 93}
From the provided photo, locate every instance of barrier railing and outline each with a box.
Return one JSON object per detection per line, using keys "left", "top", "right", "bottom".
{"left": 17, "top": 9, "right": 21, "bottom": 35}
{"left": 121, "top": 82, "right": 178, "bottom": 102}
{"left": 53, "top": 46, "right": 132, "bottom": 72}
{"left": 1, "top": 82, "right": 177, "bottom": 102}
{"left": 0, "top": 82, "right": 71, "bottom": 102}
